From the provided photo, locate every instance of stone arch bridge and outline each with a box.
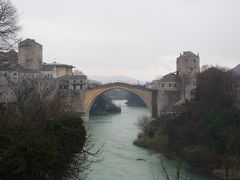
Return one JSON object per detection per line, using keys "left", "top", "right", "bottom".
{"left": 75, "top": 82, "right": 158, "bottom": 121}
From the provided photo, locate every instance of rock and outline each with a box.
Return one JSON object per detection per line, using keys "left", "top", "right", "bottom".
{"left": 136, "top": 158, "right": 146, "bottom": 161}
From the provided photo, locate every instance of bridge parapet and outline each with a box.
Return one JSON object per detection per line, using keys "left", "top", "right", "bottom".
{"left": 87, "top": 82, "right": 151, "bottom": 91}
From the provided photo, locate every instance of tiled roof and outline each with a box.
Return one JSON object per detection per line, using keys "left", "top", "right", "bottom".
{"left": 159, "top": 73, "right": 180, "bottom": 82}
{"left": 45, "top": 62, "right": 75, "bottom": 68}
{"left": 19, "top": 38, "right": 42, "bottom": 47}
{"left": 179, "top": 51, "right": 199, "bottom": 58}
{"left": 42, "top": 64, "right": 54, "bottom": 71}
{"left": 231, "top": 64, "right": 240, "bottom": 76}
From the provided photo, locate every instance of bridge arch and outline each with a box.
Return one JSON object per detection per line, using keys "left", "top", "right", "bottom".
{"left": 83, "top": 83, "right": 154, "bottom": 121}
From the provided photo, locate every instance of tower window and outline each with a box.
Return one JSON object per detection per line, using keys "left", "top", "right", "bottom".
{"left": 169, "top": 84, "right": 171, "bottom": 87}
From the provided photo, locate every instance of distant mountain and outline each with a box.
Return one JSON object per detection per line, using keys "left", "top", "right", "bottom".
{"left": 88, "top": 75, "right": 146, "bottom": 85}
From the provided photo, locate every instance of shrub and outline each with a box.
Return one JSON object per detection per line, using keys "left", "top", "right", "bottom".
{"left": 0, "top": 114, "right": 87, "bottom": 180}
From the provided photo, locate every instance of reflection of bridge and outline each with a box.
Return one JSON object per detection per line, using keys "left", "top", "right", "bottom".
{"left": 78, "top": 82, "right": 158, "bottom": 121}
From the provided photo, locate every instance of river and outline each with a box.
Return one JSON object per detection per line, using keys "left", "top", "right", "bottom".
{"left": 87, "top": 100, "right": 212, "bottom": 180}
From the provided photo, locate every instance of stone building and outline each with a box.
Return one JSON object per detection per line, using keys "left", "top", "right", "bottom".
{"left": 157, "top": 73, "right": 181, "bottom": 114}
{"left": 59, "top": 75, "right": 88, "bottom": 90}
{"left": 176, "top": 51, "right": 200, "bottom": 101}
{"left": 0, "top": 38, "right": 87, "bottom": 105}
{"left": 18, "top": 39, "right": 43, "bottom": 71}
{"left": 0, "top": 38, "right": 79, "bottom": 83}
{"left": 156, "top": 51, "right": 200, "bottom": 115}
{"left": 42, "top": 62, "right": 75, "bottom": 78}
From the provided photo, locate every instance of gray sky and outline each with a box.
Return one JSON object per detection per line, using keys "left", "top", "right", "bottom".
{"left": 12, "top": 0, "right": 240, "bottom": 81}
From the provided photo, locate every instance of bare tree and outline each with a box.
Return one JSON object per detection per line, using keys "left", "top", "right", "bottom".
{"left": 0, "top": 77, "right": 103, "bottom": 179}
{"left": 160, "top": 158, "right": 190, "bottom": 180}
{"left": 137, "top": 115, "right": 152, "bottom": 136}
{"left": 73, "top": 69, "right": 84, "bottom": 75}
{"left": 0, "top": 0, "right": 20, "bottom": 51}
{"left": 2, "top": 77, "right": 65, "bottom": 122}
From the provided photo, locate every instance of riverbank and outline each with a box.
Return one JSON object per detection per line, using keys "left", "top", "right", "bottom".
{"left": 133, "top": 114, "right": 240, "bottom": 180}
{"left": 87, "top": 100, "right": 208, "bottom": 180}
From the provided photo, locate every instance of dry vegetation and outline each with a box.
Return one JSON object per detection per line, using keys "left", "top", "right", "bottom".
{"left": 0, "top": 78, "right": 102, "bottom": 180}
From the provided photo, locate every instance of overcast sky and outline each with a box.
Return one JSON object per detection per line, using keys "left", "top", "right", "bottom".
{"left": 12, "top": 0, "right": 240, "bottom": 81}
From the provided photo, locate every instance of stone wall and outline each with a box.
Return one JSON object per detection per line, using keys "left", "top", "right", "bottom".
{"left": 18, "top": 39, "right": 43, "bottom": 71}
{"left": 157, "top": 90, "right": 180, "bottom": 116}
{"left": 53, "top": 66, "right": 73, "bottom": 78}
{"left": 177, "top": 52, "right": 200, "bottom": 101}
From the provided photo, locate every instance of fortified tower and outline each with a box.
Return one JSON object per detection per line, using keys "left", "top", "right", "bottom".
{"left": 176, "top": 51, "right": 200, "bottom": 102}
{"left": 18, "top": 39, "right": 43, "bottom": 71}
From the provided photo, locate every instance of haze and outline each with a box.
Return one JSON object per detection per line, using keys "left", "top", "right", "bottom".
{"left": 12, "top": 0, "right": 240, "bottom": 81}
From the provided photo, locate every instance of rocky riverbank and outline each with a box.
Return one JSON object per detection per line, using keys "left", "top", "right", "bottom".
{"left": 90, "top": 94, "right": 121, "bottom": 115}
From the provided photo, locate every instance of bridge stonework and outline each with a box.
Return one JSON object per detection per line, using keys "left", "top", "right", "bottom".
{"left": 75, "top": 82, "right": 158, "bottom": 122}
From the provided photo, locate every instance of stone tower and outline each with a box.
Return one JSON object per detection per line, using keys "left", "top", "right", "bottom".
{"left": 176, "top": 51, "right": 200, "bottom": 102}
{"left": 18, "top": 39, "right": 43, "bottom": 71}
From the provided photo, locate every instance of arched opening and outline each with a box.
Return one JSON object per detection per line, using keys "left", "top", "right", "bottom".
{"left": 86, "top": 86, "right": 152, "bottom": 118}
{"left": 89, "top": 89, "right": 147, "bottom": 116}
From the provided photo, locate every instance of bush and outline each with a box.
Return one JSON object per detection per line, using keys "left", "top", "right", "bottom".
{"left": 137, "top": 116, "right": 154, "bottom": 137}
{"left": 0, "top": 114, "right": 87, "bottom": 180}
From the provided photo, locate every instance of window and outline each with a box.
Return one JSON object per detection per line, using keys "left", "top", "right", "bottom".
{"left": 162, "top": 83, "right": 164, "bottom": 87}
{"left": 169, "top": 83, "right": 171, "bottom": 87}
{"left": 4, "top": 73, "right": 7, "bottom": 77}
{"left": 193, "top": 59, "right": 196, "bottom": 63}
{"left": 174, "top": 84, "right": 177, "bottom": 87}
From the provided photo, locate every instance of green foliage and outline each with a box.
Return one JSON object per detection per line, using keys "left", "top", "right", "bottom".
{"left": 0, "top": 114, "right": 86, "bottom": 180}
{"left": 202, "top": 112, "right": 226, "bottom": 153}
{"left": 90, "top": 94, "right": 121, "bottom": 115}
{"left": 136, "top": 68, "right": 240, "bottom": 176}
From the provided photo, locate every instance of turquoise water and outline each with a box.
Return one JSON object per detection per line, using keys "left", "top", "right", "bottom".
{"left": 87, "top": 100, "right": 213, "bottom": 180}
